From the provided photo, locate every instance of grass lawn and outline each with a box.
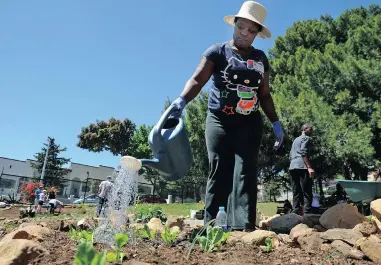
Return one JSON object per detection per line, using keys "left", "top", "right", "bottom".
{"left": 133, "top": 202, "right": 278, "bottom": 218}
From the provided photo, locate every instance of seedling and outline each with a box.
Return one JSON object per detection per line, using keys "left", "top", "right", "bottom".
{"left": 74, "top": 242, "right": 106, "bottom": 265}
{"left": 161, "top": 226, "right": 179, "bottom": 245}
{"left": 197, "top": 225, "right": 231, "bottom": 253}
{"left": 262, "top": 237, "right": 273, "bottom": 252}
{"left": 68, "top": 228, "right": 94, "bottom": 245}
{"left": 106, "top": 233, "right": 129, "bottom": 263}
{"left": 139, "top": 224, "right": 156, "bottom": 240}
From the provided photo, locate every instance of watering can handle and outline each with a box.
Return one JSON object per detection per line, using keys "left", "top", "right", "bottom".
{"left": 155, "top": 104, "right": 177, "bottom": 134}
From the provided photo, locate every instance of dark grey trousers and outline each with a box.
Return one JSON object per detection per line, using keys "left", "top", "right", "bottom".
{"left": 204, "top": 111, "right": 264, "bottom": 230}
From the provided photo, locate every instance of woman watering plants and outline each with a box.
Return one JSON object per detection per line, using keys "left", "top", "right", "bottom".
{"left": 167, "top": 1, "right": 284, "bottom": 231}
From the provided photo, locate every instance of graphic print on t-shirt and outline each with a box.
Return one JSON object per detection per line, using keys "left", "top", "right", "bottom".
{"left": 220, "top": 57, "right": 264, "bottom": 115}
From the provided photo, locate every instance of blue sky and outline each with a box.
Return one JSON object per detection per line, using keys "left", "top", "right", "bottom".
{"left": 0, "top": 0, "right": 376, "bottom": 169}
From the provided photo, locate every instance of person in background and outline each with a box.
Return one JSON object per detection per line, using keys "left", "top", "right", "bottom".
{"left": 97, "top": 176, "right": 113, "bottom": 217}
{"left": 289, "top": 124, "right": 314, "bottom": 215}
{"left": 49, "top": 198, "right": 63, "bottom": 214}
{"left": 165, "top": 1, "right": 284, "bottom": 230}
{"left": 311, "top": 192, "right": 320, "bottom": 214}
{"left": 34, "top": 185, "right": 43, "bottom": 210}
{"left": 283, "top": 200, "right": 293, "bottom": 214}
{"left": 37, "top": 189, "right": 46, "bottom": 214}
{"left": 333, "top": 183, "right": 348, "bottom": 204}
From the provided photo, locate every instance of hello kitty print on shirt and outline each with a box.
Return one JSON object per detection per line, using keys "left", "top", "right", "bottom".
{"left": 220, "top": 56, "right": 265, "bottom": 115}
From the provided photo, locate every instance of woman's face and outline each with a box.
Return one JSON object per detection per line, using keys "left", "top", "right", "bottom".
{"left": 233, "top": 17, "right": 261, "bottom": 49}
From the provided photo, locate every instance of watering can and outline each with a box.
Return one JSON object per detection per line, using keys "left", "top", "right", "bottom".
{"left": 120, "top": 105, "right": 193, "bottom": 181}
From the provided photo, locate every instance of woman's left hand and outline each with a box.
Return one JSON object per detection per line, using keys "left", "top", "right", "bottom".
{"left": 272, "top": 121, "right": 284, "bottom": 150}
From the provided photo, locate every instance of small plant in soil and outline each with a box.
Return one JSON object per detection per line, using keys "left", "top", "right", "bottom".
{"left": 74, "top": 242, "right": 106, "bottom": 265}
{"left": 139, "top": 224, "right": 156, "bottom": 240}
{"left": 262, "top": 237, "right": 273, "bottom": 253}
{"left": 136, "top": 206, "right": 167, "bottom": 224}
{"left": 68, "top": 227, "right": 94, "bottom": 245}
{"left": 161, "top": 225, "right": 179, "bottom": 245}
{"left": 106, "top": 233, "right": 129, "bottom": 263}
{"left": 197, "top": 225, "right": 231, "bottom": 253}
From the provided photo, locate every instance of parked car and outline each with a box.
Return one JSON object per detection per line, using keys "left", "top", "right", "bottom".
{"left": 73, "top": 194, "right": 99, "bottom": 204}
{"left": 137, "top": 194, "right": 167, "bottom": 204}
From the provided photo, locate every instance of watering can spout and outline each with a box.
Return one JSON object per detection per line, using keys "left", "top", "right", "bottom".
{"left": 140, "top": 158, "right": 162, "bottom": 171}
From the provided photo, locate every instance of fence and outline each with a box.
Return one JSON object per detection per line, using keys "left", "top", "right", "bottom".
{"left": 0, "top": 173, "right": 154, "bottom": 204}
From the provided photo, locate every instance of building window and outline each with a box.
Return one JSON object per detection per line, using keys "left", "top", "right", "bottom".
{"left": 0, "top": 178, "right": 16, "bottom": 189}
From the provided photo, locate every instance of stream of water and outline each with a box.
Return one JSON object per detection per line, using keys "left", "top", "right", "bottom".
{"left": 93, "top": 165, "right": 138, "bottom": 245}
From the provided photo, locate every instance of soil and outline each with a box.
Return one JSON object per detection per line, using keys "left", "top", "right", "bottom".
{"left": 25, "top": 220, "right": 374, "bottom": 265}
{"left": 0, "top": 205, "right": 87, "bottom": 219}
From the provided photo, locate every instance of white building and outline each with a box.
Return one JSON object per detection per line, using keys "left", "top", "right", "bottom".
{"left": 0, "top": 157, "right": 154, "bottom": 201}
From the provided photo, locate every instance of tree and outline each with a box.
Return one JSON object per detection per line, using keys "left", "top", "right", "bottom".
{"left": 77, "top": 117, "right": 136, "bottom": 156}
{"left": 31, "top": 137, "right": 71, "bottom": 187}
{"left": 266, "top": 4, "right": 380, "bottom": 180}
{"left": 128, "top": 124, "right": 168, "bottom": 197}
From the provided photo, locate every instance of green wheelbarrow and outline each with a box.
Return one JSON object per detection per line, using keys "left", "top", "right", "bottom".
{"left": 336, "top": 180, "right": 381, "bottom": 203}
{"left": 336, "top": 179, "right": 381, "bottom": 214}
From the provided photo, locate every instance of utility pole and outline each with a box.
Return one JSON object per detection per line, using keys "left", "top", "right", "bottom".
{"left": 40, "top": 138, "right": 51, "bottom": 186}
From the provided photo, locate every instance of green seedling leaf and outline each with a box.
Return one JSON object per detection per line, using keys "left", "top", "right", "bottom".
{"left": 106, "top": 252, "right": 117, "bottom": 262}
{"left": 91, "top": 251, "right": 107, "bottom": 265}
{"left": 74, "top": 242, "right": 96, "bottom": 265}
{"left": 210, "top": 226, "right": 224, "bottom": 245}
{"left": 115, "top": 233, "right": 129, "bottom": 249}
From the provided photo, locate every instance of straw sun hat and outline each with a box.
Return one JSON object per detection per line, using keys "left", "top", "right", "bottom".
{"left": 224, "top": 1, "right": 271, "bottom": 39}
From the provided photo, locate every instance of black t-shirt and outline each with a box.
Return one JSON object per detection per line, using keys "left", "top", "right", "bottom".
{"left": 203, "top": 41, "right": 269, "bottom": 117}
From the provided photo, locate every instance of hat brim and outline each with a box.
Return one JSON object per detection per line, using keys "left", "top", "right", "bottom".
{"left": 224, "top": 15, "right": 271, "bottom": 39}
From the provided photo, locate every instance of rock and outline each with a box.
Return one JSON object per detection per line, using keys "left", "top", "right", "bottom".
{"left": 290, "top": 259, "right": 299, "bottom": 264}
{"left": 289, "top": 224, "right": 314, "bottom": 242}
{"left": 240, "top": 230, "right": 277, "bottom": 246}
{"left": 147, "top": 218, "right": 164, "bottom": 233}
{"left": 129, "top": 223, "right": 145, "bottom": 231}
{"left": 38, "top": 222, "right": 48, "bottom": 228}
{"left": 277, "top": 234, "right": 293, "bottom": 245}
{"left": 226, "top": 231, "right": 246, "bottom": 244}
{"left": 0, "top": 202, "right": 6, "bottom": 208}
{"left": 268, "top": 213, "right": 303, "bottom": 233}
{"left": 372, "top": 216, "right": 381, "bottom": 233}
{"left": 297, "top": 232, "right": 326, "bottom": 254}
{"left": 313, "top": 224, "right": 327, "bottom": 232}
{"left": 170, "top": 226, "right": 180, "bottom": 234}
{"left": 302, "top": 214, "right": 321, "bottom": 228}
{"left": 355, "top": 237, "right": 368, "bottom": 249}
{"left": 0, "top": 217, "right": 5, "bottom": 221}
{"left": 165, "top": 217, "right": 184, "bottom": 229}
{"left": 59, "top": 219, "right": 77, "bottom": 232}
{"left": 319, "top": 203, "right": 367, "bottom": 229}
{"left": 320, "top": 228, "right": 363, "bottom": 246}
{"left": 0, "top": 239, "right": 48, "bottom": 265}
{"left": 1, "top": 225, "right": 51, "bottom": 243}
{"left": 358, "top": 235, "right": 381, "bottom": 263}
{"left": 77, "top": 219, "right": 90, "bottom": 230}
{"left": 258, "top": 214, "right": 280, "bottom": 230}
{"left": 320, "top": 243, "right": 332, "bottom": 252}
{"left": 331, "top": 240, "right": 365, "bottom": 260}
{"left": 353, "top": 222, "right": 377, "bottom": 237}
{"left": 370, "top": 199, "right": 381, "bottom": 221}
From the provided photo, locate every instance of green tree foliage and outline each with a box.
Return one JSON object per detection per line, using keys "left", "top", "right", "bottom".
{"left": 31, "top": 137, "right": 71, "bottom": 187}
{"left": 77, "top": 118, "right": 136, "bottom": 156}
{"left": 268, "top": 4, "right": 380, "bottom": 180}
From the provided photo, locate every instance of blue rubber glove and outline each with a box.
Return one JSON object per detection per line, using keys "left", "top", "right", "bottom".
{"left": 272, "top": 120, "right": 284, "bottom": 150}
{"left": 169, "top": 96, "right": 186, "bottom": 119}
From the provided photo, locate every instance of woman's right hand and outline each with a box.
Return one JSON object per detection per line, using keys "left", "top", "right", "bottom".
{"left": 169, "top": 96, "right": 186, "bottom": 119}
